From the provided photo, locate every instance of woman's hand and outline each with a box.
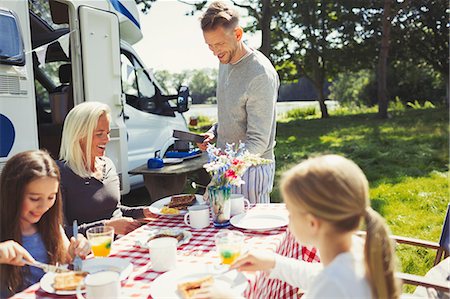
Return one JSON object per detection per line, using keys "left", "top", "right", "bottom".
{"left": 0, "top": 240, "right": 35, "bottom": 266}
{"left": 230, "top": 251, "right": 276, "bottom": 272}
{"left": 143, "top": 207, "right": 157, "bottom": 219}
{"left": 68, "top": 234, "right": 91, "bottom": 260}
{"left": 105, "top": 217, "right": 141, "bottom": 235}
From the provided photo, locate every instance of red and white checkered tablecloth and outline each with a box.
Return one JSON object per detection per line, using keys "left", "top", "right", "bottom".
{"left": 11, "top": 204, "right": 320, "bottom": 299}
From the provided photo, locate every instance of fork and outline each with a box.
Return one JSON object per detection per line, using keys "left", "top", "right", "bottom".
{"left": 72, "top": 220, "right": 82, "bottom": 271}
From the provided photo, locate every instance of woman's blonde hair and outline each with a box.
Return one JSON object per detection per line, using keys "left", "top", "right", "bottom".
{"left": 281, "top": 155, "right": 400, "bottom": 299}
{"left": 59, "top": 102, "right": 110, "bottom": 177}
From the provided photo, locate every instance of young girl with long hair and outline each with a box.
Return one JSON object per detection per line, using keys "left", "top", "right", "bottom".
{"left": 0, "top": 150, "right": 90, "bottom": 297}
{"left": 195, "top": 155, "right": 400, "bottom": 299}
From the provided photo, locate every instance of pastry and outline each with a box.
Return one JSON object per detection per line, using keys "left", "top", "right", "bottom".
{"left": 53, "top": 271, "right": 88, "bottom": 291}
{"left": 166, "top": 194, "right": 196, "bottom": 210}
{"left": 177, "top": 275, "right": 214, "bottom": 299}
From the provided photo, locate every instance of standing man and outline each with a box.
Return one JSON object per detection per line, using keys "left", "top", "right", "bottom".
{"left": 198, "top": 1, "right": 279, "bottom": 203}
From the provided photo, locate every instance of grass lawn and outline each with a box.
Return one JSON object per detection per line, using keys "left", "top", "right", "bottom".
{"left": 274, "top": 106, "right": 449, "bottom": 292}
{"left": 124, "top": 106, "right": 449, "bottom": 292}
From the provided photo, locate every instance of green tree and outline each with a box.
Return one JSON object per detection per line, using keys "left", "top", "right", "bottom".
{"left": 273, "top": 1, "right": 366, "bottom": 118}
{"left": 188, "top": 68, "right": 217, "bottom": 104}
{"left": 391, "top": 0, "right": 449, "bottom": 105}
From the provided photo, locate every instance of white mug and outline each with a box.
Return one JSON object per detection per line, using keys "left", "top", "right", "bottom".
{"left": 230, "top": 194, "right": 250, "bottom": 216}
{"left": 76, "top": 271, "right": 120, "bottom": 299}
{"left": 148, "top": 237, "right": 177, "bottom": 272}
{"left": 184, "top": 205, "right": 210, "bottom": 229}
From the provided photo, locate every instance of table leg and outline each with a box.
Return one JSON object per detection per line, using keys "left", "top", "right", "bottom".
{"left": 143, "top": 173, "right": 188, "bottom": 202}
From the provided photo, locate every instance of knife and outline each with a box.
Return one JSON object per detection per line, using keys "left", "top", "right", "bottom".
{"left": 72, "top": 220, "right": 82, "bottom": 271}
{"left": 22, "top": 259, "right": 70, "bottom": 273}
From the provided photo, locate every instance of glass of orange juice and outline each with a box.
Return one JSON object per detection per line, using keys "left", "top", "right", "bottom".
{"left": 215, "top": 230, "right": 245, "bottom": 265}
{"left": 86, "top": 226, "right": 114, "bottom": 257}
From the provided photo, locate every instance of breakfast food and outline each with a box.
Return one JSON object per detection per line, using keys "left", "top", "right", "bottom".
{"left": 149, "top": 232, "right": 184, "bottom": 242}
{"left": 53, "top": 271, "right": 88, "bottom": 291}
{"left": 166, "top": 194, "right": 196, "bottom": 210}
{"left": 177, "top": 275, "right": 214, "bottom": 299}
{"left": 160, "top": 206, "right": 180, "bottom": 215}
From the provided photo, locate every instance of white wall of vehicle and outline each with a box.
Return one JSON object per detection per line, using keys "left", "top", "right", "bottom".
{"left": 0, "top": 1, "right": 38, "bottom": 172}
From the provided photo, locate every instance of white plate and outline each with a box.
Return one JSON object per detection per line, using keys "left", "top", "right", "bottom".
{"left": 230, "top": 212, "right": 288, "bottom": 231}
{"left": 163, "top": 158, "right": 183, "bottom": 165}
{"left": 40, "top": 258, "right": 133, "bottom": 295}
{"left": 150, "top": 264, "right": 248, "bottom": 299}
{"left": 135, "top": 227, "right": 192, "bottom": 248}
{"left": 149, "top": 194, "right": 204, "bottom": 216}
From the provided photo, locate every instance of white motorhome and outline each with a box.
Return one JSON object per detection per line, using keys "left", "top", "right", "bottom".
{"left": 0, "top": 0, "right": 191, "bottom": 194}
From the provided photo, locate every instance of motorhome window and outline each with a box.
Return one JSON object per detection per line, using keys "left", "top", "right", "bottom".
{"left": 133, "top": 58, "right": 156, "bottom": 99}
{"left": 35, "top": 79, "right": 51, "bottom": 113}
{"left": 121, "top": 54, "right": 138, "bottom": 97}
{"left": 0, "top": 10, "right": 25, "bottom": 66}
{"left": 29, "top": 0, "right": 68, "bottom": 30}
{"left": 38, "top": 61, "right": 66, "bottom": 86}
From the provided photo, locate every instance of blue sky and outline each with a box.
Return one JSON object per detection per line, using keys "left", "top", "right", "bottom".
{"left": 134, "top": 1, "right": 260, "bottom": 73}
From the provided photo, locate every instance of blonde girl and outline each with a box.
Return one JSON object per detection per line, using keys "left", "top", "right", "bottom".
{"left": 0, "top": 150, "right": 89, "bottom": 297}
{"left": 195, "top": 155, "right": 400, "bottom": 299}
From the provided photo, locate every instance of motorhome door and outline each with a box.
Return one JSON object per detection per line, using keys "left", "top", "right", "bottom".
{"left": 78, "top": 6, "right": 129, "bottom": 193}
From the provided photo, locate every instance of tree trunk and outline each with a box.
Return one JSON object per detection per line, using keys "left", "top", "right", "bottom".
{"left": 312, "top": 55, "right": 328, "bottom": 118}
{"left": 318, "top": 85, "right": 329, "bottom": 118}
{"left": 377, "top": 0, "right": 392, "bottom": 119}
{"left": 259, "top": 0, "right": 272, "bottom": 58}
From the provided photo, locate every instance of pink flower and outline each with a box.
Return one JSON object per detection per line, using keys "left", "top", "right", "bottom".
{"left": 232, "top": 159, "right": 244, "bottom": 166}
{"left": 224, "top": 169, "right": 237, "bottom": 179}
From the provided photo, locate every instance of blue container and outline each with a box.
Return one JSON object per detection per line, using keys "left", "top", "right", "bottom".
{"left": 147, "top": 150, "right": 164, "bottom": 169}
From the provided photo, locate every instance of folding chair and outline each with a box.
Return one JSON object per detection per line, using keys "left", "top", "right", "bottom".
{"left": 357, "top": 203, "right": 450, "bottom": 293}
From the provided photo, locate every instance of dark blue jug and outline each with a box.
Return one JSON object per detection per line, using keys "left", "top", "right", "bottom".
{"left": 147, "top": 150, "right": 164, "bottom": 169}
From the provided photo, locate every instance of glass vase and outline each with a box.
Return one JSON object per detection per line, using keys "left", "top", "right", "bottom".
{"left": 208, "top": 185, "right": 232, "bottom": 228}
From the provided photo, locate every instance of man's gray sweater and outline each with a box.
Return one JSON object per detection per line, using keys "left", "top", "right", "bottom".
{"left": 213, "top": 49, "right": 279, "bottom": 160}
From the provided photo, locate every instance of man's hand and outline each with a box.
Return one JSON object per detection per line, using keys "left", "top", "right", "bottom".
{"left": 105, "top": 217, "right": 142, "bottom": 235}
{"left": 0, "top": 240, "right": 35, "bottom": 266}
{"left": 197, "top": 132, "right": 215, "bottom": 151}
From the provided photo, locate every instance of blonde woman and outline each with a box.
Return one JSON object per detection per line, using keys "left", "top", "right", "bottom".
{"left": 195, "top": 155, "right": 400, "bottom": 299}
{"left": 58, "top": 102, "right": 154, "bottom": 236}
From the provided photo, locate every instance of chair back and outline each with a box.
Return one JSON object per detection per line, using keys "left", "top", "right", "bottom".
{"left": 437, "top": 204, "right": 450, "bottom": 260}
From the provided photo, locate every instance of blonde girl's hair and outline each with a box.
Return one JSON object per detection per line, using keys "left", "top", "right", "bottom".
{"left": 0, "top": 150, "right": 66, "bottom": 295}
{"left": 59, "top": 101, "right": 111, "bottom": 178}
{"left": 200, "top": 1, "right": 240, "bottom": 32}
{"left": 280, "top": 155, "right": 400, "bottom": 299}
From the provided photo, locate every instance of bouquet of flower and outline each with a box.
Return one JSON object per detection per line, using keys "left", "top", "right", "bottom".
{"left": 203, "top": 142, "right": 271, "bottom": 187}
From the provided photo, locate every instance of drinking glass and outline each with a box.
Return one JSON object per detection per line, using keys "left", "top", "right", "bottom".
{"left": 214, "top": 230, "right": 245, "bottom": 265}
{"left": 86, "top": 226, "right": 114, "bottom": 257}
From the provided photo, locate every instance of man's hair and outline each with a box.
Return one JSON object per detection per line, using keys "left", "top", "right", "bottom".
{"left": 200, "top": 1, "right": 240, "bottom": 31}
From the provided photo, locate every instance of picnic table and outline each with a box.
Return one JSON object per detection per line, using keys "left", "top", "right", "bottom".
{"left": 12, "top": 204, "right": 321, "bottom": 299}
{"left": 129, "top": 153, "right": 210, "bottom": 202}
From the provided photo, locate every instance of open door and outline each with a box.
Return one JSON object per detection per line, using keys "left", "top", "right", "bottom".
{"left": 78, "top": 6, "right": 129, "bottom": 194}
